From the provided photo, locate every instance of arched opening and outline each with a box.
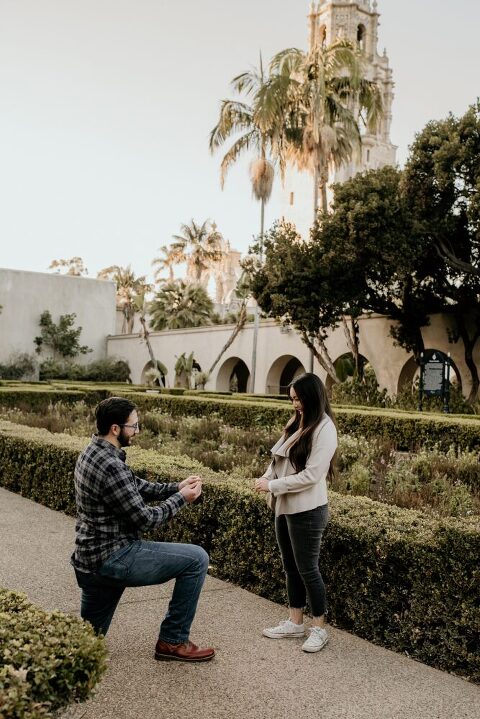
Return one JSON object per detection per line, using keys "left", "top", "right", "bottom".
{"left": 216, "top": 356, "right": 250, "bottom": 393}
{"left": 141, "top": 360, "right": 166, "bottom": 387}
{"left": 266, "top": 355, "right": 306, "bottom": 395}
{"left": 319, "top": 24, "right": 327, "bottom": 49}
{"left": 357, "top": 24, "right": 366, "bottom": 51}
{"left": 325, "top": 352, "right": 372, "bottom": 395}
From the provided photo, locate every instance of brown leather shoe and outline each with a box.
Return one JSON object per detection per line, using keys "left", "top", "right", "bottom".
{"left": 154, "top": 638, "right": 215, "bottom": 662}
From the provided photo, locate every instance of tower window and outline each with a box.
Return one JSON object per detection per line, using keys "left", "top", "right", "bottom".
{"left": 290, "top": 192, "right": 295, "bottom": 206}
{"left": 366, "top": 149, "right": 370, "bottom": 162}
{"left": 357, "top": 24, "right": 366, "bottom": 51}
{"left": 319, "top": 25, "right": 327, "bottom": 49}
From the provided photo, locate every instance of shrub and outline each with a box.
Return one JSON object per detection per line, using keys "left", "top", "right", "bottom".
{"left": 0, "top": 354, "right": 38, "bottom": 381}
{"left": 0, "top": 420, "right": 479, "bottom": 682}
{"left": 0, "top": 588, "right": 107, "bottom": 719}
{"left": 39, "top": 357, "right": 131, "bottom": 382}
{"left": 332, "top": 369, "right": 391, "bottom": 408}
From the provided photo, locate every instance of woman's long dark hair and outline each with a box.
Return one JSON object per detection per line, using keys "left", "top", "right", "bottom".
{"left": 284, "top": 373, "right": 336, "bottom": 481}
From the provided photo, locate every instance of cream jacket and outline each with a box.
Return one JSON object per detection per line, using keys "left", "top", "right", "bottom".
{"left": 262, "top": 414, "right": 337, "bottom": 516}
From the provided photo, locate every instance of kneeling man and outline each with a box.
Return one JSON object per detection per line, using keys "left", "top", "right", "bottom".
{"left": 71, "top": 396, "right": 214, "bottom": 662}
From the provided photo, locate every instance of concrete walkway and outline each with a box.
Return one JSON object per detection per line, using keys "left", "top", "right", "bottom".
{"left": 1, "top": 487, "right": 478, "bottom": 719}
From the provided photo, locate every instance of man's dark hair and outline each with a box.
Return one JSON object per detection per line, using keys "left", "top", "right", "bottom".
{"left": 95, "top": 397, "right": 137, "bottom": 436}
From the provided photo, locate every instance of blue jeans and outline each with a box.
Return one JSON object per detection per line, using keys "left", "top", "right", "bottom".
{"left": 74, "top": 540, "right": 209, "bottom": 643}
{"left": 275, "top": 505, "right": 329, "bottom": 617}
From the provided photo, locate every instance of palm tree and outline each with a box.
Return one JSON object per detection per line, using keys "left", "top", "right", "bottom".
{"left": 48, "top": 257, "right": 88, "bottom": 276}
{"left": 170, "top": 219, "right": 223, "bottom": 284}
{"left": 133, "top": 290, "right": 167, "bottom": 386}
{"left": 97, "top": 265, "right": 147, "bottom": 334}
{"left": 210, "top": 56, "right": 285, "bottom": 391}
{"left": 151, "top": 244, "right": 184, "bottom": 284}
{"left": 149, "top": 281, "right": 214, "bottom": 331}
{"left": 270, "top": 40, "right": 383, "bottom": 215}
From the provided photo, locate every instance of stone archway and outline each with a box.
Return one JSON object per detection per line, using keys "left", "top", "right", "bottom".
{"left": 216, "top": 356, "right": 250, "bottom": 393}
{"left": 266, "top": 355, "right": 306, "bottom": 395}
{"left": 141, "top": 360, "right": 166, "bottom": 387}
{"left": 325, "top": 352, "right": 372, "bottom": 394}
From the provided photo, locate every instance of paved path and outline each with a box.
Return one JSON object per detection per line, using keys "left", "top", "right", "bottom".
{"left": 1, "top": 487, "right": 478, "bottom": 719}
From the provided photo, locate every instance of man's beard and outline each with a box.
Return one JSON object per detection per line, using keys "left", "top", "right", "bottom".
{"left": 118, "top": 429, "right": 132, "bottom": 447}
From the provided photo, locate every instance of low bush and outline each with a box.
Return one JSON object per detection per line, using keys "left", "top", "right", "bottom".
{"left": 0, "top": 354, "right": 38, "bottom": 381}
{"left": 0, "top": 420, "right": 479, "bottom": 682}
{"left": 39, "top": 357, "right": 131, "bottom": 382}
{"left": 0, "top": 588, "right": 107, "bottom": 719}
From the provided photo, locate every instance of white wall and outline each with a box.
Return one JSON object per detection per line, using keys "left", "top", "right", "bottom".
{"left": 0, "top": 268, "right": 116, "bottom": 364}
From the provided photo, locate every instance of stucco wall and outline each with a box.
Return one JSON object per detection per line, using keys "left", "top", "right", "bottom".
{"left": 0, "top": 268, "right": 116, "bottom": 364}
{"left": 106, "top": 314, "right": 478, "bottom": 397}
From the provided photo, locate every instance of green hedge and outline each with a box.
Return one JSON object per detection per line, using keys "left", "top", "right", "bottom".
{"left": 118, "top": 392, "right": 480, "bottom": 452}
{"left": 0, "top": 588, "right": 107, "bottom": 719}
{"left": 0, "top": 387, "right": 109, "bottom": 412}
{"left": 2, "top": 386, "right": 480, "bottom": 451}
{"left": 0, "top": 420, "right": 479, "bottom": 682}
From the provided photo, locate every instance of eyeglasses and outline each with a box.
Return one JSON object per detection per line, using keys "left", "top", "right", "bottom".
{"left": 120, "top": 422, "right": 140, "bottom": 431}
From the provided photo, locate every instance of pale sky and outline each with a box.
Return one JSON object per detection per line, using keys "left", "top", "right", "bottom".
{"left": 0, "top": 0, "right": 479, "bottom": 283}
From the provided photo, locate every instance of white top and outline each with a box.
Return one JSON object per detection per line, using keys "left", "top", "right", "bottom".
{"left": 262, "top": 414, "right": 337, "bottom": 516}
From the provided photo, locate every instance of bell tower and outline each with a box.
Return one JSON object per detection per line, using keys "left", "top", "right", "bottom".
{"left": 281, "top": 1, "right": 397, "bottom": 236}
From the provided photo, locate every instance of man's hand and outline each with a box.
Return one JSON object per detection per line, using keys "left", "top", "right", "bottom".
{"left": 254, "top": 478, "right": 270, "bottom": 493}
{"left": 179, "top": 475, "right": 201, "bottom": 490}
{"left": 180, "top": 479, "right": 202, "bottom": 504}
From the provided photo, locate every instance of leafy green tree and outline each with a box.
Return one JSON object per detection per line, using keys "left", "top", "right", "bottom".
{"left": 244, "top": 221, "right": 343, "bottom": 383}
{"left": 149, "top": 281, "right": 214, "bottom": 331}
{"left": 308, "top": 166, "right": 445, "bottom": 361}
{"left": 402, "top": 101, "right": 480, "bottom": 399}
{"left": 34, "top": 311, "right": 92, "bottom": 359}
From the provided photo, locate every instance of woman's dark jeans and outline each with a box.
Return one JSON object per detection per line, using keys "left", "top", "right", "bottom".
{"left": 74, "top": 540, "right": 209, "bottom": 642}
{"left": 275, "top": 504, "right": 329, "bottom": 617}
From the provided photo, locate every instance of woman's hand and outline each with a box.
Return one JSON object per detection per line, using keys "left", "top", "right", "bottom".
{"left": 179, "top": 475, "right": 201, "bottom": 490}
{"left": 254, "top": 477, "right": 270, "bottom": 493}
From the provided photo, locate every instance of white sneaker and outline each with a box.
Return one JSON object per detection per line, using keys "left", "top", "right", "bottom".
{"left": 263, "top": 619, "right": 306, "bottom": 639}
{"left": 302, "top": 626, "right": 329, "bottom": 652}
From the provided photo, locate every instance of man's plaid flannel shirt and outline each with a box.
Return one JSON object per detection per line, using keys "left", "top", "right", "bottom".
{"left": 72, "top": 436, "right": 186, "bottom": 572}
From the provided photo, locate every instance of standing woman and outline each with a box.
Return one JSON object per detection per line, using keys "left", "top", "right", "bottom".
{"left": 254, "top": 373, "right": 337, "bottom": 653}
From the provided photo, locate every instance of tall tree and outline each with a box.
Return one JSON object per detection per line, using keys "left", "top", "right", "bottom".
{"left": 210, "top": 56, "right": 284, "bottom": 390}
{"left": 402, "top": 102, "right": 480, "bottom": 399}
{"left": 152, "top": 244, "right": 185, "bottom": 284}
{"left": 244, "top": 221, "right": 343, "bottom": 384}
{"left": 170, "top": 219, "right": 223, "bottom": 284}
{"left": 269, "top": 39, "right": 383, "bottom": 215}
{"left": 97, "top": 265, "right": 147, "bottom": 334}
{"left": 133, "top": 289, "right": 167, "bottom": 387}
{"left": 149, "top": 281, "right": 214, "bottom": 331}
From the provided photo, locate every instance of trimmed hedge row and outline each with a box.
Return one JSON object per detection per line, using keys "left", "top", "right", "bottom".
{"left": 3, "top": 384, "right": 480, "bottom": 451}
{"left": 1, "top": 420, "right": 479, "bottom": 682}
{"left": 0, "top": 587, "right": 107, "bottom": 719}
{"left": 0, "top": 387, "right": 109, "bottom": 412}
{"left": 116, "top": 392, "right": 480, "bottom": 452}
